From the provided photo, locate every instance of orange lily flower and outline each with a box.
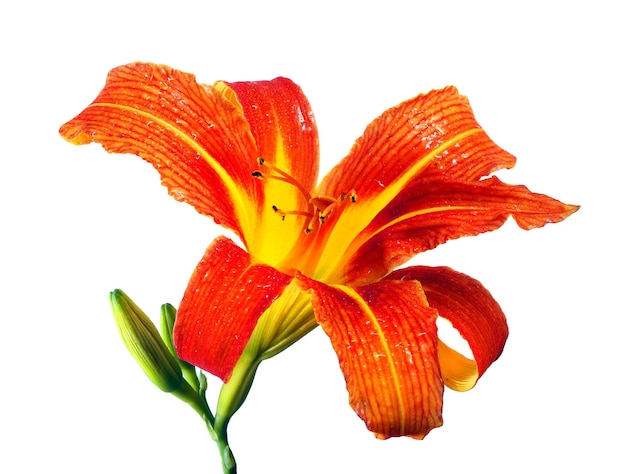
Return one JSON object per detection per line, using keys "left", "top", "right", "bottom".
{"left": 60, "top": 63, "right": 578, "bottom": 440}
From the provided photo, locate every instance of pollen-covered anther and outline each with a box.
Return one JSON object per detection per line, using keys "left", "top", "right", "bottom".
{"left": 318, "top": 207, "right": 332, "bottom": 224}
{"left": 272, "top": 205, "right": 286, "bottom": 220}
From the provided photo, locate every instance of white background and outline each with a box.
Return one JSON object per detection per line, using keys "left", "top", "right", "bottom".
{"left": 1, "top": 1, "right": 622, "bottom": 473}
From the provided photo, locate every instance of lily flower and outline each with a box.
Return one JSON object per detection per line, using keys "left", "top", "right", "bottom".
{"left": 60, "top": 63, "right": 578, "bottom": 440}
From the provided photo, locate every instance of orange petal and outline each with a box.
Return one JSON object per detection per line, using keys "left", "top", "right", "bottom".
{"left": 319, "top": 87, "right": 513, "bottom": 198}
{"left": 224, "top": 78, "right": 318, "bottom": 196}
{"left": 297, "top": 274, "right": 443, "bottom": 439}
{"left": 59, "top": 62, "right": 262, "bottom": 245}
{"left": 387, "top": 266, "right": 508, "bottom": 391}
{"left": 342, "top": 176, "right": 580, "bottom": 284}
{"left": 218, "top": 78, "right": 320, "bottom": 263}
{"left": 312, "top": 86, "right": 517, "bottom": 280}
{"left": 173, "top": 236, "right": 292, "bottom": 382}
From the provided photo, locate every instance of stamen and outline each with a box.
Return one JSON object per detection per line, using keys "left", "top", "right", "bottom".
{"left": 272, "top": 205, "right": 286, "bottom": 220}
{"left": 252, "top": 157, "right": 357, "bottom": 233}
{"left": 272, "top": 205, "right": 313, "bottom": 222}
{"left": 254, "top": 157, "right": 312, "bottom": 203}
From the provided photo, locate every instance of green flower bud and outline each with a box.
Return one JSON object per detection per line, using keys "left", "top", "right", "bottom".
{"left": 110, "top": 289, "right": 185, "bottom": 393}
{"left": 160, "top": 302, "right": 201, "bottom": 390}
{"left": 159, "top": 303, "right": 178, "bottom": 358}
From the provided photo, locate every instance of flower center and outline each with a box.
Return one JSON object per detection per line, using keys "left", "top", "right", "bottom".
{"left": 252, "top": 157, "right": 356, "bottom": 233}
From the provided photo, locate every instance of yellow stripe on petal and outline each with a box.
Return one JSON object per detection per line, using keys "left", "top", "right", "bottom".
{"left": 339, "top": 285, "right": 408, "bottom": 430}
{"left": 92, "top": 101, "right": 255, "bottom": 234}
{"left": 312, "top": 86, "right": 501, "bottom": 281}
{"left": 314, "top": 130, "right": 480, "bottom": 281}
{"left": 222, "top": 78, "right": 320, "bottom": 266}
{"left": 298, "top": 274, "right": 444, "bottom": 439}
{"left": 59, "top": 63, "right": 262, "bottom": 245}
{"left": 339, "top": 178, "right": 579, "bottom": 285}
{"left": 359, "top": 127, "right": 481, "bottom": 215}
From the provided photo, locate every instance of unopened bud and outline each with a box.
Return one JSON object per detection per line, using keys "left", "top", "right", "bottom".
{"left": 159, "top": 303, "right": 178, "bottom": 358}
{"left": 110, "top": 289, "right": 185, "bottom": 393}
{"left": 160, "top": 302, "right": 200, "bottom": 389}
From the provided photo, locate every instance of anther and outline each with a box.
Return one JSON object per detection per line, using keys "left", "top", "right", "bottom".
{"left": 272, "top": 205, "right": 287, "bottom": 221}
{"left": 305, "top": 214, "right": 317, "bottom": 233}
{"left": 318, "top": 203, "right": 337, "bottom": 224}
{"left": 340, "top": 190, "right": 357, "bottom": 203}
{"left": 272, "top": 204, "right": 314, "bottom": 223}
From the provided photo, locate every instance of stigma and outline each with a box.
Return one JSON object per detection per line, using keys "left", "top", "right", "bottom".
{"left": 252, "top": 157, "right": 357, "bottom": 233}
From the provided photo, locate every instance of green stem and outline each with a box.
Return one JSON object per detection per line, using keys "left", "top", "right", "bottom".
{"left": 186, "top": 379, "right": 237, "bottom": 474}
{"left": 216, "top": 434, "right": 237, "bottom": 474}
{"left": 176, "top": 376, "right": 237, "bottom": 473}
